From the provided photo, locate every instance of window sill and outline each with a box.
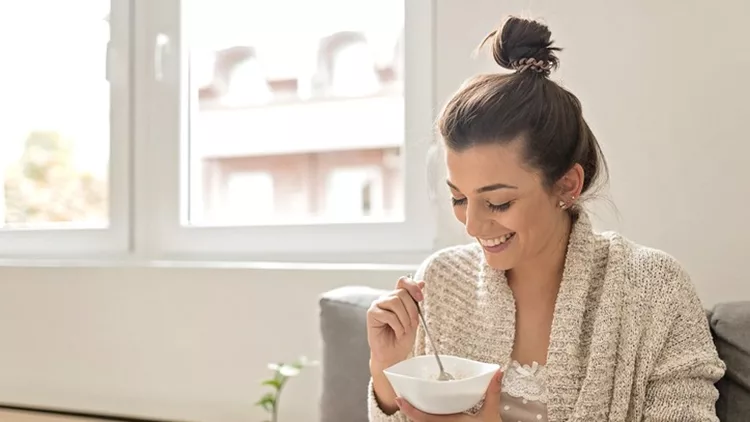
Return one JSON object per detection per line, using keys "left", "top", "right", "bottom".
{"left": 0, "top": 250, "right": 429, "bottom": 271}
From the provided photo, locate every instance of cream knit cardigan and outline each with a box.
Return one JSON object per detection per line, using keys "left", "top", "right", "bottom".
{"left": 368, "top": 212, "right": 725, "bottom": 422}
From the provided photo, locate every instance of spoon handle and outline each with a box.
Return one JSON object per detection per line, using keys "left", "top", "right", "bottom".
{"left": 415, "top": 301, "right": 448, "bottom": 375}
{"left": 407, "top": 274, "right": 445, "bottom": 376}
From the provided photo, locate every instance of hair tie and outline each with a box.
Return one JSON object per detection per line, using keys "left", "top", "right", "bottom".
{"left": 511, "top": 58, "right": 552, "bottom": 74}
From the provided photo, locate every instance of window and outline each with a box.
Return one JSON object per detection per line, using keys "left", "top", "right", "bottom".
{"left": 325, "top": 166, "right": 385, "bottom": 219}
{"left": 0, "top": 0, "right": 435, "bottom": 261}
{"left": 223, "top": 172, "right": 275, "bottom": 222}
{"left": 186, "top": 0, "right": 406, "bottom": 226}
{"left": 0, "top": 0, "right": 129, "bottom": 257}
{"left": 136, "top": 0, "right": 436, "bottom": 261}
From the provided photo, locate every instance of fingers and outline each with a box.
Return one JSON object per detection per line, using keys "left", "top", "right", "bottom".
{"left": 395, "top": 398, "right": 466, "bottom": 422}
{"left": 377, "top": 295, "right": 412, "bottom": 335}
{"left": 479, "top": 368, "right": 505, "bottom": 416}
{"left": 396, "top": 289, "right": 419, "bottom": 327}
{"left": 368, "top": 276, "right": 426, "bottom": 338}
{"left": 369, "top": 304, "right": 406, "bottom": 337}
{"left": 396, "top": 276, "right": 423, "bottom": 325}
{"left": 396, "top": 275, "right": 424, "bottom": 302}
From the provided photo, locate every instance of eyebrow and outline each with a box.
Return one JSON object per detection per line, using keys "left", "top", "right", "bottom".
{"left": 446, "top": 180, "right": 518, "bottom": 194}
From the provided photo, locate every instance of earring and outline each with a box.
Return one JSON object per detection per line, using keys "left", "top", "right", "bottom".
{"left": 558, "top": 200, "right": 567, "bottom": 209}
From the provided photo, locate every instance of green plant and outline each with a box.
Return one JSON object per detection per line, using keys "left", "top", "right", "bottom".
{"left": 256, "top": 356, "right": 318, "bottom": 422}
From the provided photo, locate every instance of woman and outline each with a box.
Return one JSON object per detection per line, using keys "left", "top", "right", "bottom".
{"left": 366, "top": 16, "right": 725, "bottom": 422}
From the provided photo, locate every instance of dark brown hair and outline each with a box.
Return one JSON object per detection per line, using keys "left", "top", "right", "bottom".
{"left": 438, "top": 16, "right": 607, "bottom": 196}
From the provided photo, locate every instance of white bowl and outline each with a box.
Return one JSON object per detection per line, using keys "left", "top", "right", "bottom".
{"left": 383, "top": 355, "right": 500, "bottom": 415}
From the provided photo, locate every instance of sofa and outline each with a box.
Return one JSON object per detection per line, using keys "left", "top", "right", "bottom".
{"left": 319, "top": 286, "right": 750, "bottom": 422}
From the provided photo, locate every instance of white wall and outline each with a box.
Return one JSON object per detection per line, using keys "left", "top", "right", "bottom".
{"left": 1, "top": 0, "right": 749, "bottom": 421}
{"left": 0, "top": 265, "right": 410, "bottom": 422}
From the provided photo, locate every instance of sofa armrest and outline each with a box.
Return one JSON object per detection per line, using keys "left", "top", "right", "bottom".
{"left": 319, "top": 286, "right": 387, "bottom": 422}
{"left": 710, "top": 301, "right": 750, "bottom": 421}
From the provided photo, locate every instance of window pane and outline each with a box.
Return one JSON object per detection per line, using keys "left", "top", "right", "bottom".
{"left": 0, "top": 1, "right": 110, "bottom": 229}
{"left": 186, "top": 0, "right": 405, "bottom": 225}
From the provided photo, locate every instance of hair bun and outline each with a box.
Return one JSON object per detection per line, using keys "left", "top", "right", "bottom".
{"left": 482, "top": 16, "right": 561, "bottom": 76}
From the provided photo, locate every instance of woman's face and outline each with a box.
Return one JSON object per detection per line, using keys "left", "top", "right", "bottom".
{"left": 445, "top": 140, "right": 572, "bottom": 270}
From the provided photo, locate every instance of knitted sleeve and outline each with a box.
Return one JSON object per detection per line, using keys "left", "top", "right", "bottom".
{"left": 367, "top": 257, "right": 431, "bottom": 422}
{"left": 642, "top": 266, "right": 726, "bottom": 421}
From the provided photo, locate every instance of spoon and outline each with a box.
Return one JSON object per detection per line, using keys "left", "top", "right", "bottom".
{"left": 409, "top": 274, "right": 454, "bottom": 381}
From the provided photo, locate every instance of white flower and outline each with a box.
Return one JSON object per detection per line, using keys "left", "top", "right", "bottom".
{"left": 279, "top": 365, "right": 301, "bottom": 377}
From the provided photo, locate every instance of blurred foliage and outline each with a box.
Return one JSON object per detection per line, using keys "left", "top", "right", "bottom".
{"left": 3, "top": 131, "right": 107, "bottom": 225}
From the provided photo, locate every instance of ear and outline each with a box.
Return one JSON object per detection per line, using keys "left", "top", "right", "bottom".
{"left": 555, "top": 163, "right": 584, "bottom": 207}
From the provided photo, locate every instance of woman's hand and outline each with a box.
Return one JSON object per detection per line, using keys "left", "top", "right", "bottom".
{"left": 368, "top": 275, "right": 425, "bottom": 414}
{"left": 395, "top": 369, "right": 504, "bottom": 422}
{"left": 367, "top": 275, "right": 425, "bottom": 369}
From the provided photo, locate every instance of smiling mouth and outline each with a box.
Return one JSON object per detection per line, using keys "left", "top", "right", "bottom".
{"left": 478, "top": 232, "right": 516, "bottom": 247}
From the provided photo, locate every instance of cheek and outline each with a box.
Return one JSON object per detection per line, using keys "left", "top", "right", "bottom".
{"left": 515, "top": 200, "right": 558, "bottom": 244}
{"left": 504, "top": 207, "right": 533, "bottom": 235}
{"left": 507, "top": 200, "right": 552, "bottom": 239}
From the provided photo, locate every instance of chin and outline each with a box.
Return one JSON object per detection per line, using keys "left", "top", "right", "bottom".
{"left": 483, "top": 252, "right": 514, "bottom": 271}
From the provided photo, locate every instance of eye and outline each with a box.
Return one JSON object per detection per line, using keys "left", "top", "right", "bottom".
{"left": 487, "top": 201, "right": 513, "bottom": 212}
{"left": 451, "top": 197, "right": 467, "bottom": 207}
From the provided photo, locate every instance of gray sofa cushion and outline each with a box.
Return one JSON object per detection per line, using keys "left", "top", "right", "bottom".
{"left": 319, "top": 286, "right": 384, "bottom": 422}
{"left": 710, "top": 301, "right": 750, "bottom": 422}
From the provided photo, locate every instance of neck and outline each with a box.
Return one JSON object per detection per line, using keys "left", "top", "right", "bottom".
{"left": 507, "top": 213, "right": 573, "bottom": 294}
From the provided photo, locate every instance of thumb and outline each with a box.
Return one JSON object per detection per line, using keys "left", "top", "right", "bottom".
{"left": 480, "top": 367, "right": 504, "bottom": 414}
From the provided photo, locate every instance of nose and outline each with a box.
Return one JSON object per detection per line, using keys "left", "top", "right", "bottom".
{"left": 464, "top": 203, "right": 489, "bottom": 239}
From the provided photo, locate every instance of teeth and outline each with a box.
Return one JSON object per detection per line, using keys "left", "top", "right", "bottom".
{"left": 479, "top": 233, "right": 514, "bottom": 247}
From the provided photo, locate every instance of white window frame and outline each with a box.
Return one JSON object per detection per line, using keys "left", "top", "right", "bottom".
{"left": 134, "top": 0, "right": 438, "bottom": 261}
{"left": 0, "top": 0, "right": 131, "bottom": 258}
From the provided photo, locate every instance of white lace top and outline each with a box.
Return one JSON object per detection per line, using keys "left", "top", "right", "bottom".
{"left": 500, "top": 360, "right": 547, "bottom": 422}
